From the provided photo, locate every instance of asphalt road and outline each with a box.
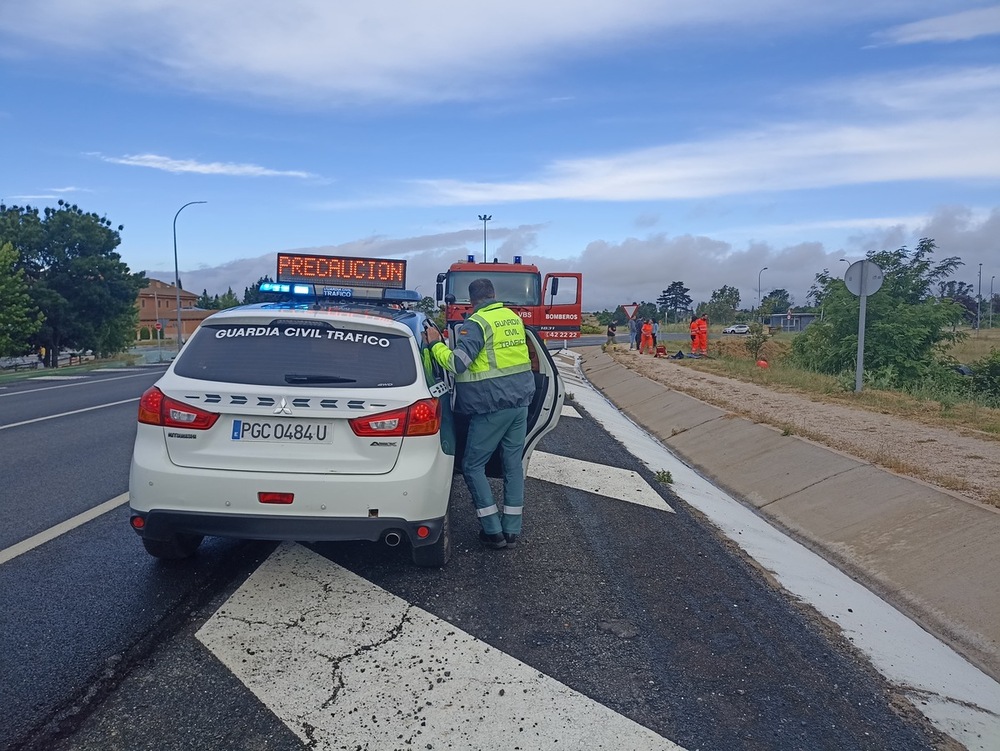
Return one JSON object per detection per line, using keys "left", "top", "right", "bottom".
{"left": 0, "top": 365, "right": 943, "bottom": 750}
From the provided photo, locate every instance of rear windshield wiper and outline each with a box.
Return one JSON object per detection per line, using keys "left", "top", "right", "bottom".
{"left": 284, "top": 374, "right": 357, "bottom": 384}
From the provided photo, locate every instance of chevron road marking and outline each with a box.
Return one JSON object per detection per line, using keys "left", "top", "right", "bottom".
{"left": 561, "top": 404, "right": 582, "bottom": 418}
{"left": 528, "top": 451, "right": 674, "bottom": 512}
{"left": 197, "top": 543, "right": 685, "bottom": 751}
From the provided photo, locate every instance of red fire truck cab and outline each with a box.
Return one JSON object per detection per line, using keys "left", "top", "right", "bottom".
{"left": 436, "top": 255, "right": 582, "bottom": 340}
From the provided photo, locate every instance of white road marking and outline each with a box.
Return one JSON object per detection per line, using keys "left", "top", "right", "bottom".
{"left": 529, "top": 451, "right": 674, "bottom": 512}
{"left": 561, "top": 404, "right": 582, "bottom": 418}
{"left": 0, "top": 398, "right": 138, "bottom": 430}
{"left": 565, "top": 351, "right": 1000, "bottom": 750}
{"left": 0, "top": 493, "right": 130, "bottom": 565}
{"left": 29, "top": 375, "right": 86, "bottom": 380}
{"left": 0, "top": 371, "right": 156, "bottom": 397}
{"left": 197, "top": 543, "right": 684, "bottom": 751}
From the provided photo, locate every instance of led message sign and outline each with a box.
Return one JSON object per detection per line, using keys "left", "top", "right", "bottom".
{"left": 276, "top": 253, "right": 407, "bottom": 289}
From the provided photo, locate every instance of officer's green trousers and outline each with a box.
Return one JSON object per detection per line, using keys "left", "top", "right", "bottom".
{"left": 462, "top": 406, "right": 527, "bottom": 536}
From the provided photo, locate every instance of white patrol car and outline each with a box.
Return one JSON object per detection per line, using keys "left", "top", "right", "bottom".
{"left": 128, "top": 275, "right": 564, "bottom": 567}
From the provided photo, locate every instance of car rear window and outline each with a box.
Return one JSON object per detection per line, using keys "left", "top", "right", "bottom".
{"left": 174, "top": 322, "right": 418, "bottom": 388}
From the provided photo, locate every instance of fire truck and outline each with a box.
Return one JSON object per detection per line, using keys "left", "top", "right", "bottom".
{"left": 435, "top": 255, "right": 583, "bottom": 340}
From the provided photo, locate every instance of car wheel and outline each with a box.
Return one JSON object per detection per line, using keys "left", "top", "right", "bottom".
{"left": 141, "top": 533, "right": 203, "bottom": 560}
{"left": 411, "top": 505, "right": 451, "bottom": 568}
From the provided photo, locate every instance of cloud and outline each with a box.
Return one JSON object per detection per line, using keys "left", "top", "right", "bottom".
{"left": 386, "top": 115, "right": 1000, "bottom": 205}
{"left": 0, "top": 1, "right": 968, "bottom": 104}
{"left": 877, "top": 5, "right": 1000, "bottom": 44}
{"left": 160, "top": 206, "right": 1000, "bottom": 313}
{"left": 93, "top": 153, "right": 317, "bottom": 179}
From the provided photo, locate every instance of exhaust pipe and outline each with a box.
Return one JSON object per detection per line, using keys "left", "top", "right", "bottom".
{"left": 384, "top": 531, "right": 402, "bottom": 547}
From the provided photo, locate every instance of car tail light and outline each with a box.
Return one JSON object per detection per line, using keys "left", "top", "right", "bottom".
{"left": 259, "top": 492, "right": 294, "bottom": 504}
{"left": 137, "top": 386, "right": 220, "bottom": 430}
{"left": 349, "top": 398, "right": 440, "bottom": 437}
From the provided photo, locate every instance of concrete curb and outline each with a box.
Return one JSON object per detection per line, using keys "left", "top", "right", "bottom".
{"left": 579, "top": 347, "right": 1000, "bottom": 682}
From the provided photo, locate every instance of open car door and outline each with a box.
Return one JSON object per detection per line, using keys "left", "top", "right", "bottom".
{"left": 449, "top": 326, "right": 564, "bottom": 478}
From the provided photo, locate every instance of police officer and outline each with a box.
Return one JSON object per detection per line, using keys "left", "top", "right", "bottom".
{"left": 424, "top": 278, "right": 535, "bottom": 549}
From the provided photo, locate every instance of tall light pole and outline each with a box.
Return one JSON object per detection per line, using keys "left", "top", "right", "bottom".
{"left": 173, "top": 201, "right": 206, "bottom": 353}
{"left": 757, "top": 266, "right": 768, "bottom": 320}
{"left": 977, "top": 263, "right": 983, "bottom": 332}
{"left": 478, "top": 214, "right": 492, "bottom": 262}
{"left": 991, "top": 274, "right": 995, "bottom": 329}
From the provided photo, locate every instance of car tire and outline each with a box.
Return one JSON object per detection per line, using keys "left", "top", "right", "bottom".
{"left": 141, "top": 533, "right": 204, "bottom": 560}
{"left": 411, "top": 505, "right": 451, "bottom": 568}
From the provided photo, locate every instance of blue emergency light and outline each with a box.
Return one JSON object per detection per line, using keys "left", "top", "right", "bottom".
{"left": 466, "top": 254, "right": 475, "bottom": 263}
{"left": 259, "top": 282, "right": 291, "bottom": 293}
{"left": 513, "top": 255, "right": 522, "bottom": 264}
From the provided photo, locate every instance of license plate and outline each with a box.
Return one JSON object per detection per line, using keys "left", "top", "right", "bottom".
{"left": 231, "top": 419, "right": 332, "bottom": 443}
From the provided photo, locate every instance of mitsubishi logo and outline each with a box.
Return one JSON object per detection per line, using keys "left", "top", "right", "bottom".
{"left": 273, "top": 398, "right": 293, "bottom": 416}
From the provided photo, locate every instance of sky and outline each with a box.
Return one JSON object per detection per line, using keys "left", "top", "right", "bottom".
{"left": 2, "top": 1, "right": 1000, "bottom": 312}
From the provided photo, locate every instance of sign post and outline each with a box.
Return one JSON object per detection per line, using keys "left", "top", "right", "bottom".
{"left": 844, "top": 260, "right": 884, "bottom": 393}
{"left": 155, "top": 320, "right": 163, "bottom": 362}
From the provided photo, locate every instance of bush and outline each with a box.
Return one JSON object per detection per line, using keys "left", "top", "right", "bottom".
{"left": 969, "top": 348, "right": 1000, "bottom": 406}
{"left": 743, "top": 323, "right": 769, "bottom": 361}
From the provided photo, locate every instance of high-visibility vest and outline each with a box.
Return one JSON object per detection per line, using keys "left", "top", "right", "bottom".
{"left": 457, "top": 302, "right": 531, "bottom": 383}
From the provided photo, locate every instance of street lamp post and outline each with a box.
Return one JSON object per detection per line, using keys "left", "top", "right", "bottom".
{"left": 478, "top": 214, "right": 492, "bottom": 262}
{"left": 977, "top": 263, "right": 983, "bottom": 332}
{"left": 991, "top": 275, "right": 995, "bottom": 329}
{"left": 173, "top": 201, "right": 206, "bottom": 353}
{"left": 757, "top": 266, "right": 768, "bottom": 321}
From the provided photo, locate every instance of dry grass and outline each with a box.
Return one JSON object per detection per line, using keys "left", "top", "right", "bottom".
{"left": 946, "top": 326, "right": 1000, "bottom": 362}
{"left": 673, "top": 335, "right": 1000, "bottom": 439}
{"left": 610, "top": 347, "right": 1000, "bottom": 509}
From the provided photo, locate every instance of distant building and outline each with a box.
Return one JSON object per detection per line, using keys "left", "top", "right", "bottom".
{"left": 136, "top": 279, "right": 213, "bottom": 342}
{"left": 767, "top": 310, "right": 818, "bottom": 332}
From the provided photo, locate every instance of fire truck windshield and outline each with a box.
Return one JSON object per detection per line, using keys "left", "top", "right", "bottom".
{"left": 446, "top": 271, "right": 541, "bottom": 306}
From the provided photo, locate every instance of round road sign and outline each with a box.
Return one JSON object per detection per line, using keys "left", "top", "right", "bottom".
{"left": 844, "top": 260, "right": 884, "bottom": 297}
{"left": 154, "top": 322, "right": 162, "bottom": 331}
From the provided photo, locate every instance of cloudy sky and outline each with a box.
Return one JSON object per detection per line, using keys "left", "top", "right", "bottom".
{"left": 2, "top": 1, "right": 999, "bottom": 311}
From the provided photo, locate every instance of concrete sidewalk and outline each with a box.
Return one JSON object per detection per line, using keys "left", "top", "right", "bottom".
{"left": 577, "top": 347, "right": 1000, "bottom": 683}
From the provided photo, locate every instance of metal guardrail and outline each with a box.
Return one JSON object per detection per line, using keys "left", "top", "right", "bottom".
{"left": 0, "top": 356, "right": 42, "bottom": 372}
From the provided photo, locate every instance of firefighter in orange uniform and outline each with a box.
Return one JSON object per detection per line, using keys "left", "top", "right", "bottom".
{"left": 639, "top": 319, "right": 654, "bottom": 354}
{"left": 688, "top": 314, "right": 698, "bottom": 355}
{"left": 694, "top": 313, "right": 709, "bottom": 355}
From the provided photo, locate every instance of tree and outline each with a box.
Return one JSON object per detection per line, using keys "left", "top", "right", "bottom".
{"left": 0, "top": 242, "right": 43, "bottom": 356}
{"left": 635, "top": 301, "right": 659, "bottom": 322}
{"left": 657, "top": 281, "right": 692, "bottom": 323}
{"left": 242, "top": 275, "right": 275, "bottom": 304}
{"left": 762, "top": 289, "right": 792, "bottom": 314}
{"left": 218, "top": 287, "right": 240, "bottom": 309}
{"left": 791, "top": 238, "right": 965, "bottom": 386}
{"left": 936, "top": 280, "right": 977, "bottom": 324}
{"left": 196, "top": 289, "right": 217, "bottom": 309}
{"left": 0, "top": 201, "right": 145, "bottom": 366}
{"left": 696, "top": 285, "right": 741, "bottom": 325}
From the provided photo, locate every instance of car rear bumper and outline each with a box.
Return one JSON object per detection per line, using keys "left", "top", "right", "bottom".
{"left": 130, "top": 509, "right": 445, "bottom": 547}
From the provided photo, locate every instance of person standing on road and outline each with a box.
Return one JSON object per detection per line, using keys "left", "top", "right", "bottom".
{"left": 606, "top": 321, "right": 617, "bottom": 349}
{"left": 689, "top": 314, "right": 699, "bottom": 355}
{"left": 629, "top": 316, "right": 639, "bottom": 350}
{"left": 424, "top": 278, "right": 535, "bottom": 550}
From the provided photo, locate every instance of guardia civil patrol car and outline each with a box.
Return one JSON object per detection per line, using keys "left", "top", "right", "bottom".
{"left": 128, "top": 252, "right": 564, "bottom": 567}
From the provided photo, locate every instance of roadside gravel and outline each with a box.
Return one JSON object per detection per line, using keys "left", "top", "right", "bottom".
{"left": 609, "top": 348, "right": 1000, "bottom": 510}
